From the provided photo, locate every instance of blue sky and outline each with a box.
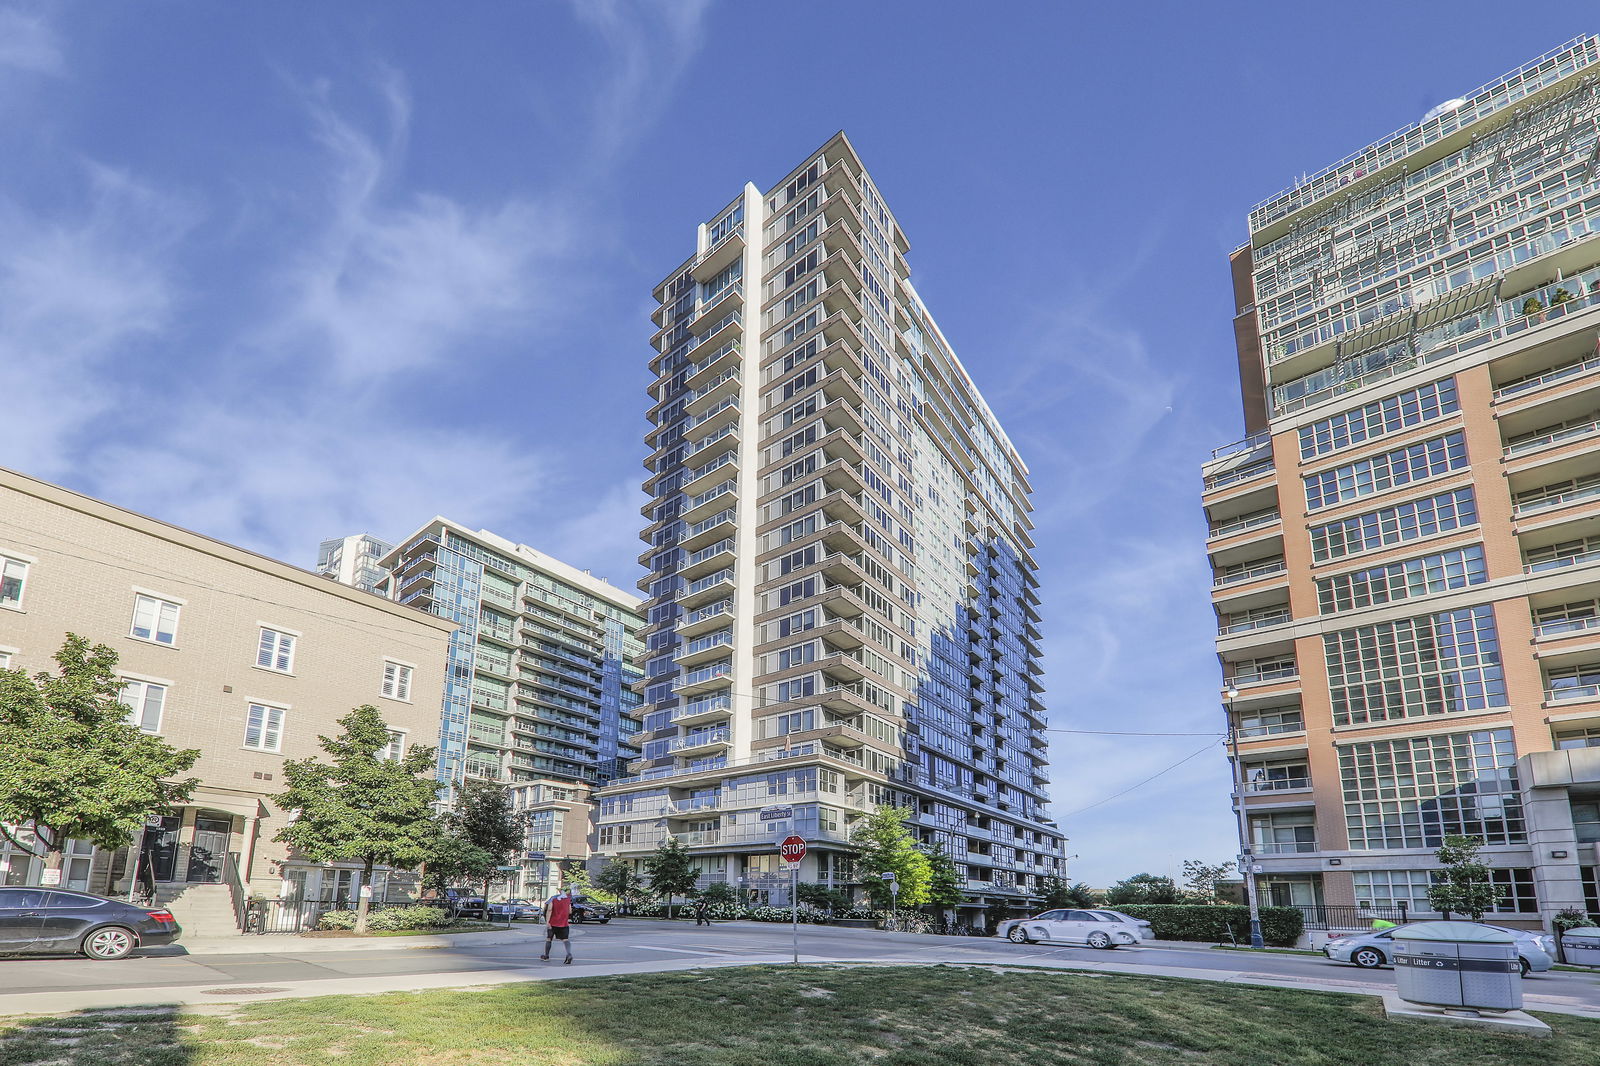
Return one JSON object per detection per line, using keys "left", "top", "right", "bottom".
{"left": 3, "top": 2, "right": 1594, "bottom": 887}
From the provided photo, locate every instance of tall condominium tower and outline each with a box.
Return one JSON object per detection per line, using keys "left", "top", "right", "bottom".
{"left": 316, "top": 533, "right": 395, "bottom": 595}
{"left": 593, "top": 134, "right": 1065, "bottom": 912}
{"left": 1205, "top": 37, "right": 1600, "bottom": 928}
{"left": 378, "top": 519, "right": 645, "bottom": 789}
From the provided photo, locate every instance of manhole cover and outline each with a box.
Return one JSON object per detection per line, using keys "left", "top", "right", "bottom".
{"left": 199, "top": 987, "right": 289, "bottom": 996}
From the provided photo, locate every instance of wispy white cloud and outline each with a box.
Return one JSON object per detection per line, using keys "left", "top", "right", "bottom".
{"left": 0, "top": 5, "right": 63, "bottom": 76}
{"left": 534, "top": 476, "right": 651, "bottom": 592}
{"left": 565, "top": 0, "right": 714, "bottom": 167}
{"left": 0, "top": 164, "right": 194, "bottom": 480}
{"left": 273, "top": 72, "right": 573, "bottom": 382}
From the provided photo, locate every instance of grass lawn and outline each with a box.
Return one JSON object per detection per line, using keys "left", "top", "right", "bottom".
{"left": 2, "top": 965, "right": 1597, "bottom": 1065}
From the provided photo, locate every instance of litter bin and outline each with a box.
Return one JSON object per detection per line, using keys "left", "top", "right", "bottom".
{"left": 1561, "top": 926, "right": 1600, "bottom": 967}
{"left": 1391, "top": 921, "right": 1521, "bottom": 1012}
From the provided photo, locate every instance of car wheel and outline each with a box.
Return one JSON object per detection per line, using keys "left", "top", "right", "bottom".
{"left": 598, "top": 918, "right": 610, "bottom": 924}
{"left": 82, "top": 927, "right": 136, "bottom": 961}
{"left": 1087, "top": 931, "right": 1113, "bottom": 950}
{"left": 1519, "top": 957, "right": 1531, "bottom": 977}
{"left": 1351, "top": 947, "right": 1385, "bottom": 969}
{"left": 1007, "top": 926, "right": 1031, "bottom": 944}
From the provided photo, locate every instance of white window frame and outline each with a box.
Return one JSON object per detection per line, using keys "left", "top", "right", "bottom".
{"left": 120, "top": 676, "right": 171, "bottom": 734}
{"left": 0, "top": 552, "right": 32, "bottom": 611}
{"left": 244, "top": 701, "right": 287, "bottom": 753}
{"left": 380, "top": 729, "right": 407, "bottom": 762}
{"left": 255, "top": 624, "right": 299, "bottom": 673}
{"left": 129, "top": 589, "right": 184, "bottom": 647}
{"left": 0, "top": 644, "right": 17, "bottom": 670}
{"left": 381, "top": 659, "right": 414, "bottom": 702}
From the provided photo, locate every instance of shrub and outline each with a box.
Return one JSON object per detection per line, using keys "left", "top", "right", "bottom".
{"left": 316, "top": 910, "right": 358, "bottom": 930}
{"left": 743, "top": 905, "right": 829, "bottom": 924}
{"left": 316, "top": 905, "right": 456, "bottom": 932}
{"left": 1110, "top": 904, "right": 1303, "bottom": 947}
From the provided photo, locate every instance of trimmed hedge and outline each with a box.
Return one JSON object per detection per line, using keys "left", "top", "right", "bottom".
{"left": 1110, "top": 904, "right": 1304, "bottom": 947}
{"left": 316, "top": 905, "right": 455, "bottom": 932}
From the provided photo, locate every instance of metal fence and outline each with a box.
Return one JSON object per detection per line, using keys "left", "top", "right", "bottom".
{"left": 1291, "top": 903, "right": 1411, "bottom": 931}
{"left": 242, "top": 897, "right": 403, "bottom": 934}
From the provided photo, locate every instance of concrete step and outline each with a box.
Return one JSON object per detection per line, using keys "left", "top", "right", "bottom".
{"left": 151, "top": 884, "right": 241, "bottom": 938}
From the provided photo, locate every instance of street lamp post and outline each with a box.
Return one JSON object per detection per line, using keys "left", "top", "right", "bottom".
{"left": 1224, "top": 684, "right": 1265, "bottom": 950}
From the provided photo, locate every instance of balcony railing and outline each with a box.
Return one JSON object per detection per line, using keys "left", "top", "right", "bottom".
{"left": 1545, "top": 682, "right": 1600, "bottom": 703}
{"left": 1524, "top": 547, "right": 1600, "bottom": 574}
{"left": 669, "top": 728, "right": 730, "bottom": 752}
{"left": 1203, "top": 460, "right": 1274, "bottom": 491}
{"left": 1513, "top": 482, "right": 1600, "bottom": 516}
{"left": 1214, "top": 560, "right": 1287, "bottom": 587}
{"left": 1253, "top": 841, "right": 1319, "bottom": 854}
{"left": 1495, "top": 353, "right": 1600, "bottom": 399}
{"left": 1505, "top": 417, "right": 1600, "bottom": 458}
{"left": 1208, "top": 510, "right": 1281, "bottom": 539}
{"left": 1219, "top": 612, "right": 1292, "bottom": 635}
{"left": 1227, "top": 664, "right": 1298, "bottom": 685}
{"left": 1209, "top": 430, "right": 1272, "bottom": 461}
{"left": 1534, "top": 614, "right": 1600, "bottom": 638}
{"left": 1243, "top": 773, "right": 1311, "bottom": 793}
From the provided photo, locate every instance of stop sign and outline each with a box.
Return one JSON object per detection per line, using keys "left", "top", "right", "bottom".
{"left": 779, "top": 835, "right": 807, "bottom": 864}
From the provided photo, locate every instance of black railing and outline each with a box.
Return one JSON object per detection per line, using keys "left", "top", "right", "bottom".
{"left": 242, "top": 897, "right": 399, "bottom": 934}
{"left": 1292, "top": 902, "right": 1410, "bottom": 931}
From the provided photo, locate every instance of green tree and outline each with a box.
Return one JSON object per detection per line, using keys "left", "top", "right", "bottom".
{"left": 595, "top": 860, "right": 648, "bottom": 914}
{"left": 275, "top": 705, "right": 438, "bottom": 933}
{"left": 698, "top": 881, "right": 740, "bottom": 906}
{"left": 922, "top": 842, "right": 966, "bottom": 909}
{"left": 420, "top": 831, "right": 493, "bottom": 893}
{"left": 443, "top": 780, "right": 522, "bottom": 898}
{"left": 1063, "top": 881, "right": 1099, "bottom": 907}
{"left": 794, "top": 881, "right": 848, "bottom": 912}
{"left": 1426, "top": 835, "right": 1500, "bottom": 920}
{"left": 1180, "top": 859, "right": 1236, "bottom": 904}
{"left": 0, "top": 635, "right": 200, "bottom": 882}
{"left": 1103, "top": 873, "right": 1179, "bottom": 906}
{"left": 643, "top": 837, "right": 701, "bottom": 918}
{"left": 849, "top": 806, "right": 931, "bottom": 909}
{"left": 1038, "top": 875, "right": 1076, "bottom": 908}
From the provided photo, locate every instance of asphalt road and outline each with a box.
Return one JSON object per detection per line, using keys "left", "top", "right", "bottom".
{"left": 0, "top": 920, "right": 1594, "bottom": 1011}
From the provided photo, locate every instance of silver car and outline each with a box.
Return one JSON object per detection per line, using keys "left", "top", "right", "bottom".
{"left": 1323, "top": 922, "right": 1555, "bottom": 976}
{"left": 997, "top": 908, "right": 1143, "bottom": 949}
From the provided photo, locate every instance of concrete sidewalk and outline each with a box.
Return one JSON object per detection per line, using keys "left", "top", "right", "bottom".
{"left": 2, "top": 948, "right": 1595, "bottom": 1023}
{"left": 170, "top": 926, "right": 537, "bottom": 955}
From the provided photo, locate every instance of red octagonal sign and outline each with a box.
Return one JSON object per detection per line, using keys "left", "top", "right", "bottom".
{"left": 779, "top": 835, "right": 807, "bottom": 864}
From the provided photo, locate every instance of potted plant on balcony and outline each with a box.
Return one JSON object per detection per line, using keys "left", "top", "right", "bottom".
{"left": 1522, "top": 296, "right": 1546, "bottom": 318}
{"left": 1552, "top": 287, "right": 1575, "bottom": 308}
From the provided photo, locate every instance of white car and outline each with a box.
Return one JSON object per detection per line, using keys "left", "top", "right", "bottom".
{"left": 996, "top": 908, "right": 1143, "bottom": 949}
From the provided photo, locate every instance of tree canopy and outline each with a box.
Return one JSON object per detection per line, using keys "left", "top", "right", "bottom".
{"left": 1103, "top": 873, "right": 1179, "bottom": 906}
{"left": 430, "top": 779, "right": 522, "bottom": 896}
{"left": 921, "top": 841, "right": 966, "bottom": 908}
{"left": 275, "top": 704, "right": 438, "bottom": 931}
{"left": 849, "top": 806, "right": 931, "bottom": 908}
{"left": 1426, "top": 835, "right": 1500, "bottom": 920}
{"left": 0, "top": 635, "right": 200, "bottom": 867}
{"left": 643, "top": 837, "right": 701, "bottom": 917}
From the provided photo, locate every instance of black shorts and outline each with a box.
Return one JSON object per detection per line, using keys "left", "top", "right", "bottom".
{"left": 546, "top": 925, "right": 569, "bottom": 940}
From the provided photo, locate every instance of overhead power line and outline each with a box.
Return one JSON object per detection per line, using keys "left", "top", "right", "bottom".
{"left": 1059, "top": 741, "right": 1224, "bottom": 818}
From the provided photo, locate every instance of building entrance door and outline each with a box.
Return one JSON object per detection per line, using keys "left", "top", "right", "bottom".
{"left": 186, "top": 816, "right": 231, "bottom": 883}
{"left": 144, "top": 817, "right": 181, "bottom": 882}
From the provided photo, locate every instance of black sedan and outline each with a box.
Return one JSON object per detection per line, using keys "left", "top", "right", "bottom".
{"left": 0, "top": 887, "right": 181, "bottom": 959}
{"left": 570, "top": 903, "right": 611, "bottom": 924}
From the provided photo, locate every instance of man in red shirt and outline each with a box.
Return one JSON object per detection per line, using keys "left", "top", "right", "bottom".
{"left": 542, "top": 886, "right": 574, "bottom": 963}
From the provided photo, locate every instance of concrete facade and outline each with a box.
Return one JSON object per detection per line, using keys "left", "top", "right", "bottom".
{"left": 595, "top": 134, "right": 1065, "bottom": 913}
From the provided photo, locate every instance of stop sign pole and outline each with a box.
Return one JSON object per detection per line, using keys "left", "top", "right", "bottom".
{"left": 780, "top": 835, "right": 806, "bottom": 964}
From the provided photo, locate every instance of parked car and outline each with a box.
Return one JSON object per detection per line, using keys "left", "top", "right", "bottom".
{"left": 1089, "top": 909, "right": 1155, "bottom": 941}
{"left": 487, "top": 898, "right": 543, "bottom": 921}
{"left": 421, "top": 889, "right": 488, "bottom": 920}
{"left": 0, "top": 887, "right": 181, "bottom": 960}
{"left": 569, "top": 902, "right": 611, "bottom": 924}
{"left": 995, "top": 908, "right": 1142, "bottom": 949}
{"left": 1323, "top": 922, "right": 1556, "bottom": 976}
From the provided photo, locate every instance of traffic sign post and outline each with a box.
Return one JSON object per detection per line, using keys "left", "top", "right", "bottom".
{"left": 780, "top": 836, "right": 806, "bottom": 964}
{"left": 881, "top": 871, "right": 898, "bottom": 925}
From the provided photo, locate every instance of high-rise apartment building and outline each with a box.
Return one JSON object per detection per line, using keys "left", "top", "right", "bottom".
{"left": 593, "top": 134, "right": 1064, "bottom": 912}
{"left": 378, "top": 519, "right": 645, "bottom": 789}
{"left": 1206, "top": 36, "right": 1600, "bottom": 927}
{"left": 316, "top": 533, "right": 394, "bottom": 595}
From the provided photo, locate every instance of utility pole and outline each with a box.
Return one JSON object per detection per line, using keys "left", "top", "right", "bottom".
{"left": 1225, "top": 685, "right": 1265, "bottom": 949}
